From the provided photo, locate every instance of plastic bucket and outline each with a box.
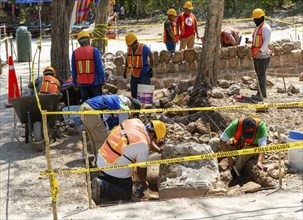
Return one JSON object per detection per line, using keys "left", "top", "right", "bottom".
{"left": 287, "top": 131, "right": 303, "bottom": 171}
{"left": 137, "top": 84, "right": 154, "bottom": 107}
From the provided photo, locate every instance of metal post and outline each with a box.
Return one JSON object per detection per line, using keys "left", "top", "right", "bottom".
{"left": 28, "top": 52, "right": 31, "bottom": 83}
{"left": 82, "top": 131, "right": 93, "bottom": 209}
{"left": 5, "top": 34, "right": 8, "bottom": 63}
{"left": 42, "top": 113, "right": 58, "bottom": 220}
{"left": 66, "top": 90, "right": 70, "bottom": 120}
{"left": 9, "top": 34, "right": 13, "bottom": 59}
{"left": 20, "top": 77, "right": 23, "bottom": 97}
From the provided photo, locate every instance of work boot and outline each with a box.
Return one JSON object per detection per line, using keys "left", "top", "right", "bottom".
{"left": 92, "top": 178, "right": 102, "bottom": 205}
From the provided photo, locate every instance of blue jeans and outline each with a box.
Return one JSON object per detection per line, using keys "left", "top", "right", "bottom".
{"left": 130, "top": 73, "right": 150, "bottom": 98}
{"left": 79, "top": 85, "right": 102, "bottom": 103}
{"left": 165, "top": 41, "right": 176, "bottom": 53}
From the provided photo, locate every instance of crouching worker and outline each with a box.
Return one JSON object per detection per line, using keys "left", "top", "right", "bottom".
{"left": 79, "top": 95, "right": 141, "bottom": 162}
{"left": 92, "top": 119, "right": 166, "bottom": 204}
{"left": 208, "top": 117, "right": 268, "bottom": 175}
{"left": 28, "top": 66, "right": 60, "bottom": 95}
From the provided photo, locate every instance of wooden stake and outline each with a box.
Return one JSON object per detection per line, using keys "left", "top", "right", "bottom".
{"left": 42, "top": 113, "right": 58, "bottom": 220}
{"left": 206, "top": 123, "right": 212, "bottom": 139}
{"left": 82, "top": 130, "right": 93, "bottom": 209}
{"left": 278, "top": 130, "right": 282, "bottom": 190}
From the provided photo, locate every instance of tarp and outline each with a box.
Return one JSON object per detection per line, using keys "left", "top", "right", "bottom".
{"left": 76, "top": 0, "right": 92, "bottom": 23}
{"left": 0, "top": 0, "right": 52, "bottom": 2}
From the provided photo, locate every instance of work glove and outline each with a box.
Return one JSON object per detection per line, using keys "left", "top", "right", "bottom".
{"left": 148, "top": 68, "right": 153, "bottom": 78}
{"left": 123, "top": 68, "right": 127, "bottom": 79}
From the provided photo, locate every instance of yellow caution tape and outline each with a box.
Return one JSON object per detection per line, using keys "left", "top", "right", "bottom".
{"left": 40, "top": 141, "right": 303, "bottom": 176}
{"left": 265, "top": 16, "right": 299, "bottom": 26}
{"left": 50, "top": 174, "right": 60, "bottom": 202}
{"left": 41, "top": 101, "right": 303, "bottom": 115}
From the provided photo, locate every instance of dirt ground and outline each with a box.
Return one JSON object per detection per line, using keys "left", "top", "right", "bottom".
{"left": 1, "top": 16, "right": 303, "bottom": 220}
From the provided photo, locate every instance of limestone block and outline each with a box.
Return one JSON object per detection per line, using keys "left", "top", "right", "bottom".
{"left": 228, "top": 47, "right": 238, "bottom": 58}
{"left": 220, "top": 169, "right": 233, "bottom": 183}
{"left": 266, "top": 76, "right": 275, "bottom": 87}
{"left": 114, "top": 55, "right": 125, "bottom": 66}
{"left": 242, "top": 76, "right": 253, "bottom": 84}
{"left": 160, "top": 50, "right": 171, "bottom": 63}
{"left": 103, "top": 52, "right": 115, "bottom": 62}
{"left": 155, "top": 63, "right": 166, "bottom": 75}
{"left": 107, "top": 74, "right": 116, "bottom": 85}
{"left": 282, "top": 42, "right": 294, "bottom": 53}
{"left": 104, "top": 83, "right": 118, "bottom": 94}
{"left": 281, "top": 38, "right": 291, "bottom": 44}
{"left": 115, "top": 78, "right": 128, "bottom": 90}
{"left": 151, "top": 78, "right": 162, "bottom": 89}
{"left": 228, "top": 57, "right": 239, "bottom": 69}
{"left": 240, "top": 56, "right": 253, "bottom": 69}
{"left": 115, "top": 66, "right": 124, "bottom": 76}
{"left": 287, "top": 84, "right": 300, "bottom": 94}
{"left": 207, "top": 188, "right": 227, "bottom": 197}
{"left": 159, "top": 142, "right": 219, "bottom": 199}
{"left": 217, "top": 79, "right": 230, "bottom": 89}
{"left": 218, "top": 59, "right": 227, "bottom": 70}
{"left": 115, "top": 50, "right": 125, "bottom": 57}
{"left": 163, "top": 78, "right": 177, "bottom": 88}
{"left": 280, "top": 54, "right": 291, "bottom": 65}
{"left": 227, "top": 84, "right": 240, "bottom": 95}
{"left": 212, "top": 88, "right": 224, "bottom": 98}
{"left": 166, "top": 62, "right": 178, "bottom": 73}
{"left": 153, "top": 51, "right": 159, "bottom": 65}
{"left": 299, "top": 72, "right": 303, "bottom": 81}
{"left": 183, "top": 49, "right": 196, "bottom": 62}
{"left": 188, "top": 61, "right": 197, "bottom": 72}
{"left": 178, "top": 79, "right": 195, "bottom": 93}
{"left": 293, "top": 40, "right": 301, "bottom": 49}
{"left": 290, "top": 49, "right": 302, "bottom": 62}
{"left": 195, "top": 51, "right": 202, "bottom": 61}
{"left": 172, "top": 51, "right": 183, "bottom": 63}
{"left": 273, "top": 47, "right": 283, "bottom": 56}
{"left": 220, "top": 48, "right": 229, "bottom": 58}
{"left": 219, "top": 158, "right": 229, "bottom": 171}
{"left": 269, "top": 55, "right": 281, "bottom": 68}
{"left": 236, "top": 45, "right": 246, "bottom": 59}
{"left": 277, "top": 85, "right": 286, "bottom": 93}
{"left": 179, "top": 62, "right": 188, "bottom": 73}
{"left": 227, "top": 185, "right": 244, "bottom": 196}
{"left": 241, "top": 182, "right": 261, "bottom": 193}
{"left": 245, "top": 45, "right": 252, "bottom": 58}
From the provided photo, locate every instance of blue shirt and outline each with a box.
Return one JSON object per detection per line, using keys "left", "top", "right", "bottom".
{"left": 132, "top": 44, "right": 151, "bottom": 74}
{"left": 71, "top": 46, "right": 106, "bottom": 87}
{"left": 86, "top": 95, "right": 121, "bottom": 110}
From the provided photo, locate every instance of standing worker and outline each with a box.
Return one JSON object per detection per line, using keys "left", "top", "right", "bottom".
{"left": 123, "top": 33, "right": 153, "bottom": 99}
{"left": 92, "top": 119, "right": 166, "bottom": 204}
{"left": 71, "top": 31, "right": 106, "bottom": 103}
{"left": 176, "top": 1, "right": 199, "bottom": 50}
{"left": 163, "top": 9, "right": 179, "bottom": 53}
{"left": 208, "top": 117, "right": 268, "bottom": 175}
{"left": 220, "top": 27, "right": 242, "bottom": 47}
{"left": 251, "top": 8, "right": 271, "bottom": 101}
{"left": 79, "top": 95, "right": 141, "bottom": 163}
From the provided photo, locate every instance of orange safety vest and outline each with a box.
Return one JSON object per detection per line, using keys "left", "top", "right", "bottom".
{"left": 39, "top": 75, "right": 60, "bottom": 94}
{"left": 163, "top": 19, "right": 179, "bottom": 43}
{"left": 99, "top": 119, "right": 150, "bottom": 164}
{"left": 126, "top": 43, "right": 144, "bottom": 77}
{"left": 74, "top": 45, "right": 95, "bottom": 84}
{"left": 251, "top": 22, "right": 271, "bottom": 56}
{"left": 180, "top": 12, "right": 196, "bottom": 36}
{"left": 231, "top": 118, "right": 261, "bottom": 148}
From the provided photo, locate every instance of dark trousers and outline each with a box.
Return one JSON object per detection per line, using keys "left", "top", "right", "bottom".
{"left": 98, "top": 171, "right": 133, "bottom": 201}
{"left": 130, "top": 74, "right": 150, "bottom": 99}
{"left": 165, "top": 41, "right": 176, "bottom": 53}
{"left": 253, "top": 57, "right": 270, "bottom": 97}
{"left": 79, "top": 85, "right": 102, "bottom": 103}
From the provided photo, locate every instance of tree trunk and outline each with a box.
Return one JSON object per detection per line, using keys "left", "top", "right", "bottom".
{"left": 50, "top": 0, "right": 75, "bottom": 83}
{"left": 195, "top": 0, "right": 224, "bottom": 89}
{"left": 91, "top": 0, "right": 111, "bottom": 55}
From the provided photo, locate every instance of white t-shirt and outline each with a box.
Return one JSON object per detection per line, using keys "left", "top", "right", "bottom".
{"left": 120, "top": 6, "right": 125, "bottom": 15}
{"left": 97, "top": 128, "right": 151, "bottom": 178}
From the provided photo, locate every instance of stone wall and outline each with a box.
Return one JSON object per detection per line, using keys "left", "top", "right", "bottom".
{"left": 104, "top": 39, "right": 303, "bottom": 90}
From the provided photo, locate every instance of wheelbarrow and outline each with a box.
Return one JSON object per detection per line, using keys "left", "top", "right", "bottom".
{"left": 11, "top": 94, "right": 62, "bottom": 151}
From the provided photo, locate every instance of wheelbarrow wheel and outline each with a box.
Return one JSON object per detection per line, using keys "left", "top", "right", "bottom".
{"left": 33, "top": 121, "right": 44, "bottom": 151}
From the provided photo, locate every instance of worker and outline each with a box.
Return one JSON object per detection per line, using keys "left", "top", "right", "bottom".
{"left": 176, "top": 1, "right": 199, "bottom": 50}
{"left": 123, "top": 32, "right": 153, "bottom": 99}
{"left": 208, "top": 117, "right": 268, "bottom": 175}
{"left": 71, "top": 31, "right": 106, "bottom": 103}
{"left": 79, "top": 95, "right": 142, "bottom": 163}
{"left": 163, "top": 9, "right": 179, "bottom": 53}
{"left": 91, "top": 119, "right": 166, "bottom": 204}
{"left": 251, "top": 8, "right": 272, "bottom": 101}
{"left": 220, "top": 27, "right": 242, "bottom": 47}
{"left": 28, "top": 66, "right": 60, "bottom": 95}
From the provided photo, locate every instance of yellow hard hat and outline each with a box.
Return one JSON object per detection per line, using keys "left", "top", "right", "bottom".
{"left": 183, "top": 1, "right": 193, "bottom": 10}
{"left": 151, "top": 120, "right": 166, "bottom": 143}
{"left": 167, "top": 9, "right": 177, "bottom": 17}
{"left": 43, "top": 66, "right": 56, "bottom": 77}
{"left": 252, "top": 8, "right": 265, "bottom": 19}
{"left": 125, "top": 32, "right": 137, "bottom": 46}
{"left": 77, "top": 31, "right": 91, "bottom": 40}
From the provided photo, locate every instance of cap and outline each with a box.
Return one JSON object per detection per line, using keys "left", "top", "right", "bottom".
{"left": 242, "top": 118, "right": 257, "bottom": 139}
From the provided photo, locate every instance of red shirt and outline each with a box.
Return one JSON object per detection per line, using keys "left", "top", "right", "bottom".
{"left": 176, "top": 12, "right": 197, "bottom": 38}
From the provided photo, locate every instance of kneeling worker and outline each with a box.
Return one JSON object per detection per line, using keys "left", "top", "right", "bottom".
{"left": 79, "top": 95, "right": 141, "bottom": 161}
{"left": 209, "top": 117, "right": 267, "bottom": 174}
{"left": 92, "top": 118, "right": 166, "bottom": 204}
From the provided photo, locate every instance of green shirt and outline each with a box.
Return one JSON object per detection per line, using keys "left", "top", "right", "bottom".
{"left": 224, "top": 119, "right": 268, "bottom": 145}
{"left": 164, "top": 20, "right": 173, "bottom": 43}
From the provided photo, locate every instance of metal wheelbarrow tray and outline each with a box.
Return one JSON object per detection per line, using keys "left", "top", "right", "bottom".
{"left": 11, "top": 94, "right": 61, "bottom": 150}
